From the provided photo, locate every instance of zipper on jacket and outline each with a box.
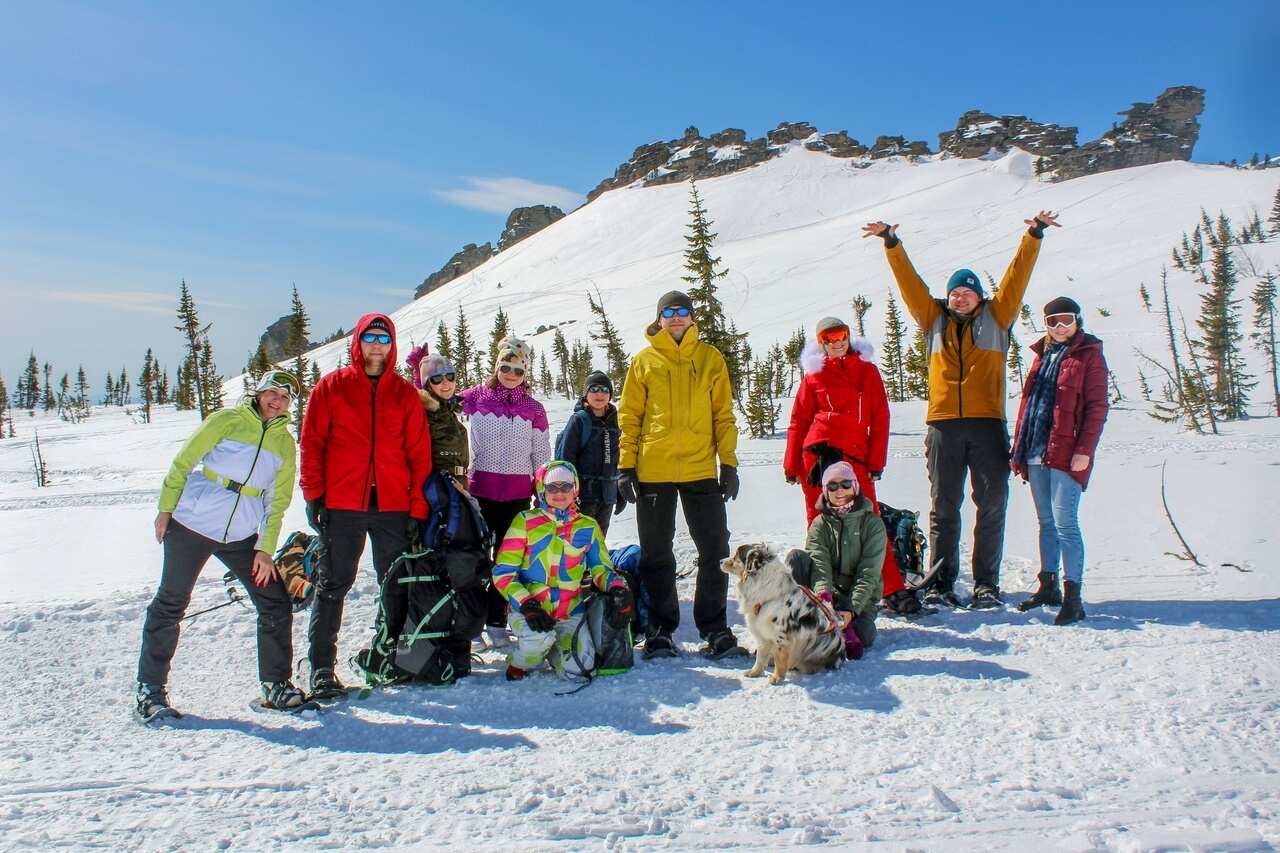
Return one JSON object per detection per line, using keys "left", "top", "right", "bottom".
{"left": 364, "top": 380, "right": 378, "bottom": 509}
{"left": 221, "top": 417, "right": 270, "bottom": 542}
{"left": 955, "top": 319, "right": 966, "bottom": 418}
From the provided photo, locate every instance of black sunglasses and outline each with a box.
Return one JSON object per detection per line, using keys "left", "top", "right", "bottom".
{"left": 825, "top": 479, "right": 855, "bottom": 491}
{"left": 543, "top": 481, "right": 575, "bottom": 494}
{"left": 428, "top": 372, "right": 456, "bottom": 385}
{"left": 586, "top": 384, "right": 611, "bottom": 395}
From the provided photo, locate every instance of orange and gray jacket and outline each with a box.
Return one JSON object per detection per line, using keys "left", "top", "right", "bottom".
{"left": 884, "top": 231, "right": 1042, "bottom": 422}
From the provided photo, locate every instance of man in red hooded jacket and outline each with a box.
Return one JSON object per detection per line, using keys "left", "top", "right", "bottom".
{"left": 300, "top": 314, "right": 432, "bottom": 698}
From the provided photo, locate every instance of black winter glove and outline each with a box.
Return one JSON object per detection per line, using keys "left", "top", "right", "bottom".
{"left": 305, "top": 498, "right": 328, "bottom": 534}
{"left": 870, "top": 470, "right": 882, "bottom": 482}
{"left": 1028, "top": 220, "right": 1046, "bottom": 239}
{"left": 606, "top": 586, "right": 635, "bottom": 630}
{"left": 617, "top": 469, "right": 638, "bottom": 505}
{"left": 785, "top": 475, "right": 799, "bottom": 486}
{"left": 520, "top": 599, "right": 556, "bottom": 633}
{"left": 405, "top": 517, "right": 423, "bottom": 546}
{"left": 719, "top": 464, "right": 739, "bottom": 502}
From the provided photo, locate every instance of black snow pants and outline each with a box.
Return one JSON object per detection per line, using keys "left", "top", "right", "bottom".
{"left": 477, "top": 496, "right": 531, "bottom": 628}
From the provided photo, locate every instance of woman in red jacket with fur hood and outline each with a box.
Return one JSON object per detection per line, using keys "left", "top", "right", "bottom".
{"left": 785, "top": 317, "right": 913, "bottom": 609}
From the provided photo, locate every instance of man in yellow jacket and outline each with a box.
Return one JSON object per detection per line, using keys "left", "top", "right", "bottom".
{"left": 617, "top": 290, "right": 743, "bottom": 660}
{"left": 863, "top": 211, "right": 1060, "bottom": 609}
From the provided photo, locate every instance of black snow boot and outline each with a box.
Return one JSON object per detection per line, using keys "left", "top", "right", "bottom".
{"left": 884, "top": 589, "right": 923, "bottom": 616}
{"left": 1017, "top": 572, "right": 1063, "bottom": 612}
{"left": 968, "top": 585, "right": 1004, "bottom": 610}
{"left": 259, "top": 681, "right": 309, "bottom": 711}
{"left": 309, "top": 667, "right": 349, "bottom": 700}
{"left": 135, "top": 682, "right": 180, "bottom": 723}
{"left": 1054, "top": 581, "right": 1086, "bottom": 625}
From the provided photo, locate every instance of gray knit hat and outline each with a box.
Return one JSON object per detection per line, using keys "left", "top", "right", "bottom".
{"left": 815, "top": 316, "right": 849, "bottom": 337}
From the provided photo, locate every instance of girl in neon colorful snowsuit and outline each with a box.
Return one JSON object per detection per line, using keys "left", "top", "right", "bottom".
{"left": 458, "top": 336, "right": 553, "bottom": 646}
{"left": 135, "top": 371, "right": 303, "bottom": 721}
{"left": 493, "top": 461, "right": 633, "bottom": 680}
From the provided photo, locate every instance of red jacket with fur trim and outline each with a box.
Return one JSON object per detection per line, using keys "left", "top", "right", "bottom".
{"left": 784, "top": 339, "right": 890, "bottom": 479}
{"left": 300, "top": 313, "right": 432, "bottom": 518}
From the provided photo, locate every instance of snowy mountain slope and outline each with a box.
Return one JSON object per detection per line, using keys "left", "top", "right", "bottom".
{"left": 302, "top": 146, "right": 1279, "bottom": 400}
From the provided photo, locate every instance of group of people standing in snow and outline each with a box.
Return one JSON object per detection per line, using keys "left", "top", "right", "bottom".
{"left": 134, "top": 209, "right": 1111, "bottom": 720}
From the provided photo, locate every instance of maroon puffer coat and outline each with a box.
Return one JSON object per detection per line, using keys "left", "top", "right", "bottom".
{"left": 1011, "top": 331, "right": 1109, "bottom": 489}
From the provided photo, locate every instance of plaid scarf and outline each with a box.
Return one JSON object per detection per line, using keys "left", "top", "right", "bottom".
{"left": 1014, "top": 340, "right": 1069, "bottom": 465}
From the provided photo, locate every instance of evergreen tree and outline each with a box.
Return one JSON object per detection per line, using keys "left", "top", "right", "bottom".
{"left": 284, "top": 285, "right": 311, "bottom": 424}
{"left": 102, "top": 372, "right": 115, "bottom": 407}
{"left": 537, "top": 352, "right": 555, "bottom": 397}
{"left": 245, "top": 343, "right": 272, "bottom": 392}
{"left": 851, "top": 295, "right": 872, "bottom": 338}
{"left": 41, "top": 362, "right": 54, "bottom": 411}
{"left": 487, "top": 306, "right": 510, "bottom": 371}
{"left": 117, "top": 367, "right": 130, "bottom": 406}
{"left": 1251, "top": 270, "right": 1280, "bottom": 416}
{"left": 155, "top": 366, "right": 170, "bottom": 406}
{"left": 452, "top": 306, "right": 476, "bottom": 388}
{"left": 435, "top": 321, "right": 454, "bottom": 370}
{"left": 1108, "top": 370, "right": 1125, "bottom": 403}
{"left": 308, "top": 361, "right": 321, "bottom": 394}
{"left": 768, "top": 343, "right": 787, "bottom": 398}
{"left": 174, "top": 359, "right": 194, "bottom": 411}
{"left": 880, "top": 294, "right": 908, "bottom": 401}
{"left": 904, "top": 328, "right": 930, "bottom": 400}
{"left": 782, "top": 326, "right": 806, "bottom": 393}
{"left": 587, "top": 288, "right": 630, "bottom": 393}
{"left": 1195, "top": 212, "right": 1253, "bottom": 418}
{"left": 1270, "top": 186, "right": 1280, "bottom": 237}
{"left": 75, "top": 366, "right": 91, "bottom": 419}
{"left": 175, "top": 280, "right": 210, "bottom": 417}
{"left": 139, "top": 349, "right": 155, "bottom": 423}
{"left": 743, "top": 355, "right": 781, "bottom": 438}
{"left": 680, "top": 182, "right": 747, "bottom": 399}
{"left": 1139, "top": 282, "right": 1152, "bottom": 312}
{"left": 1137, "top": 367, "right": 1153, "bottom": 402}
{"left": 551, "top": 328, "right": 571, "bottom": 398}
{"left": 57, "top": 374, "right": 70, "bottom": 420}
{"left": 199, "top": 339, "right": 224, "bottom": 412}
{"left": 0, "top": 375, "right": 7, "bottom": 437}
{"left": 22, "top": 353, "right": 39, "bottom": 411}
{"left": 1250, "top": 209, "right": 1266, "bottom": 243}
{"left": 1007, "top": 334, "right": 1025, "bottom": 392}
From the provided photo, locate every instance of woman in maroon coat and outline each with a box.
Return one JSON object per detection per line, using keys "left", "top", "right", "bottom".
{"left": 1010, "top": 296, "right": 1109, "bottom": 625}
{"left": 785, "top": 316, "right": 915, "bottom": 609}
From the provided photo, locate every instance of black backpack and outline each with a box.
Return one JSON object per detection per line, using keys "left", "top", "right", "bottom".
{"left": 878, "top": 501, "right": 931, "bottom": 589}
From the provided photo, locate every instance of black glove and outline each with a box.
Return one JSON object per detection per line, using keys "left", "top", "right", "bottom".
{"left": 614, "top": 493, "right": 627, "bottom": 516}
{"left": 617, "top": 469, "right": 638, "bottom": 505}
{"left": 870, "top": 470, "right": 882, "bottom": 482}
{"left": 785, "top": 475, "right": 798, "bottom": 486}
{"left": 719, "top": 464, "right": 739, "bottom": 502}
{"left": 606, "top": 586, "right": 635, "bottom": 630}
{"left": 520, "top": 599, "right": 556, "bottom": 632}
{"left": 1028, "top": 216, "right": 1048, "bottom": 239}
{"left": 405, "top": 517, "right": 423, "bottom": 546}
{"left": 305, "top": 498, "right": 328, "bottom": 534}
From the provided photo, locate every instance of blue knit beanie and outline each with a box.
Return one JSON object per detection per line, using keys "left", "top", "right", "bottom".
{"left": 946, "top": 269, "right": 983, "bottom": 298}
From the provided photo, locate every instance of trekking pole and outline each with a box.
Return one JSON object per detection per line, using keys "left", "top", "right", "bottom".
{"left": 179, "top": 575, "right": 249, "bottom": 624}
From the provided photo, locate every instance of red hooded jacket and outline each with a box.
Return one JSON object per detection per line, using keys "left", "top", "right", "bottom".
{"left": 784, "top": 340, "right": 890, "bottom": 480}
{"left": 1011, "top": 331, "right": 1109, "bottom": 489}
{"left": 300, "top": 314, "right": 432, "bottom": 518}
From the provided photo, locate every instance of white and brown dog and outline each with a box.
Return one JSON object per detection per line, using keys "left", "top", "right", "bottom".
{"left": 721, "top": 543, "right": 844, "bottom": 684}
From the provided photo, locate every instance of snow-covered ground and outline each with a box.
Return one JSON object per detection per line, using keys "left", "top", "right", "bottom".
{"left": 1, "top": 401, "right": 1277, "bottom": 851}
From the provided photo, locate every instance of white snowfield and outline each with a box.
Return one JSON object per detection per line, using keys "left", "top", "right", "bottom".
{"left": 2, "top": 149, "right": 1279, "bottom": 850}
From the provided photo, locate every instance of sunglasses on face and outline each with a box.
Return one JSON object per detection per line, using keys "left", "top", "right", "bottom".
{"left": 498, "top": 364, "right": 526, "bottom": 377}
{"left": 818, "top": 328, "right": 850, "bottom": 345}
{"left": 586, "top": 384, "right": 611, "bottom": 395}
{"left": 1045, "top": 313, "right": 1077, "bottom": 329}
{"left": 660, "top": 306, "right": 692, "bottom": 318}
{"left": 825, "top": 479, "right": 855, "bottom": 492}
{"left": 361, "top": 332, "right": 393, "bottom": 345}
{"left": 428, "top": 372, "right": 456, "bottom": 385}
{"left": 543, "top": 481, "right": 575, "bottom": 494}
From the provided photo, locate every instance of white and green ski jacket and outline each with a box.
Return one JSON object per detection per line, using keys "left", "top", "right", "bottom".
{"left": 158, "top": 402, "right": 297, "bottom": 553}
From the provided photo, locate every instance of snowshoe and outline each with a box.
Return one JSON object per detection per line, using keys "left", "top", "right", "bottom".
{"left": 641, "top": 631, "right": 679, "bottom": 660}
{"left": 968, "top": 585, "right": 1004, "bottom": 610}
{"left": 135, "top": 682, "right": 181, "bottom": 724}
{"left": 921, "top": 587, "right": 963, "bottom": 609}
{"left": 308, "top": 667, "right": 352, "bottom": 702}
{"left": 254, "top": 680, "right": 317, "bottom": 713}
{"left": 701, "top": 629, "right": 748, "bottom": 661}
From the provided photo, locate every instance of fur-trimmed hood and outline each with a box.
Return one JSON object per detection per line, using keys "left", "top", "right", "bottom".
{"left": 800, "top": 336, "right": 875, "bottom": 375}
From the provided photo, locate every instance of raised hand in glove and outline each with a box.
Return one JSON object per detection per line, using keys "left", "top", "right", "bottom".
{"left": 617, "top": 468, "right": 638, "bottom": 505}
{"left": 606, "top": 586, "right": 635, "bottom": 630}
{"left": 519, "top": 599, "right": 556, "bottom": 633}
{"left": 719, "top": 464, "right": 739, "bottom": 502}
{"left": 405, "top": 517, "right": 424, "bottom": 546}
{"left": 305, "top": 498, "right": 328, "bottom": 534}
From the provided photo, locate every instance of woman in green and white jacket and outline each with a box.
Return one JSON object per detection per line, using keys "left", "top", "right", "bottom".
{"left": 135, "top": 371, "right": 303, "bottom": 721}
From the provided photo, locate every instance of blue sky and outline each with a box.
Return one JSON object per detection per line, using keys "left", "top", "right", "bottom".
{"left": 2, "top": 1, "right": 1276, "bottom": 390}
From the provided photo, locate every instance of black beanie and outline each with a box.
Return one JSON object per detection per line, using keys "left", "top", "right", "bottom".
{"left": 364, "top": 316, "right": 391, "bottom": 334}
{"left": 656, "top": 290, "right": 694, "bottom": 315}
{"left": 583, "top": 370, "right": 614, "bottom": 396}
{"left": 1043, "top": 296, "right": 1081, "bottom": 317}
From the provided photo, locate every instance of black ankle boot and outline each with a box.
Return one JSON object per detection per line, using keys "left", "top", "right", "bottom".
{"left": 1054, "top": 581, "right": 1086, "bottom": 625}
{"left": 1018, "top": 572, "right": 1062, "bottom": 612}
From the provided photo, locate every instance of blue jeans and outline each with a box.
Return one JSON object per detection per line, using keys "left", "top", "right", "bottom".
{"left": 1026, "top": 464, "right": 1084, "bottom": 584}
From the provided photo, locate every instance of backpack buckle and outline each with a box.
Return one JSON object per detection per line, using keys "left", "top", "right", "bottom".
{"left": 226, "top": 479, "right": 245, "bottom": 494}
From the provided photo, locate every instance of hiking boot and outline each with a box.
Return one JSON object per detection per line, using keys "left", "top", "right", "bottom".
{"left": 641, "top": 630, "right": 679, "bottom": 660}
{"left": 884, "top": 589, "right": 923, "bottom": 616}
{"left": 1017, "top": 572, "right": 1063, "bottom": 612}
{"left": 309, "top": 667, "right": 348, "bottom": 700}
{"left": 505, "top": 665, "right": 527, "bottom": 681}
{"left": 969, "top": 585, "right": 1004, "bottom": 610}
{"left": 1054, "top": 581, "right": 1086, "bottom": 626}
{"left": 701, "top": 628, "right": 748, "bottom": 660}
{"left": 135, "top": 682, "right": 180, "bottom": 723}
{"left": 922, "top": 586, "right": 962, "bottom": 609}
{"left": 259, "top": 680, "right": 308, "bottom": 711}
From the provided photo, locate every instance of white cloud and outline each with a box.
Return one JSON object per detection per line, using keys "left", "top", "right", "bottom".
{"left": 435, "top": 177, "right": 583, "bottom": 215}
{"left": 42, "top": 290, "right": 235, "bottom": 314}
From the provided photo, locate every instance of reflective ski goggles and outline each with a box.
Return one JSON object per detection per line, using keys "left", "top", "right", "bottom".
{"left": 360, "top": 332, "right": 393, "bottom": 345}
{"left": 498, "top": 364, "right": 525, "bottom": 377}
{"left": 1044, "top": 313, "right": 1078, "bottom": 329}
{"left": 428, "top": 372, "right": 456, "bottom": 385}
{"left": 586, "top": 384, "right": 611, "bottom": 395}
{"left": 254, "top": 370, "right": 299, "bottom": 396}
{"left": 543, "top": 481, "right": 576, "bottom": 494}
{"left": 660, "top": 306, "right": 692, "bottom": 318}
{"left": 817, "top": 326, "right": 850, "bottom": 345}
{"left": 825, "top": 479, "right": 856, "bottom": 492}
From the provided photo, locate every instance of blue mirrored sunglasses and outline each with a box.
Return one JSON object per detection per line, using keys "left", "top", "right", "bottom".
{"left": 361, "top": 332, "right": 392, "bottom": 345}
{"left": 660, "top": 306, "right": 692, "bottom": 318}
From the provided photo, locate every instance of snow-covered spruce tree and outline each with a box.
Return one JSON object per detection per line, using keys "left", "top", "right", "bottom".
{"left": 199, "top": 339, "right": 223, "bottom": 412}
{"left": 41, "top": 363, "right": 54, "bottom": 411}
{"left": 1270, "top": 186, "right": 1280, "bottom": 237}
{"left": 587, "top": 288, "right": 629, "bottom": 394}
{"left": 1251, "top": 270, "right": 1280, "bottom": 416}
{"left": 904, "top": 328, "right": 929, "bottom": 400}
{"left": 680, "top": 181, "right": 747, "bottom": 401}
{"left": 452, "top": 306, "right": 476, "bottom": 388}
{"left": 880, "top": 294, "right": 908, "bottom": 402}
{"left": 851, "top": 295, "right": 872, "bottom": 338}
{"left": 139, "top": 349, "right": 154, "bottom": 424}
{"left": 486, "top": 306, "right": 510, "bottom": 371}
{"left": 21, "top": 353, "right": 39, "bottom": 411}
{"left": 284, "top": 285, "right": 311, "bottom": 424}
{"left": 175, "top": 280, "right": 210, "bottom": 418}
{"left": 1196, "top": 212, "right": 1253, "bottom": 419}
{"left": 551, "top": 328, "right": 571, "bottom": 398}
